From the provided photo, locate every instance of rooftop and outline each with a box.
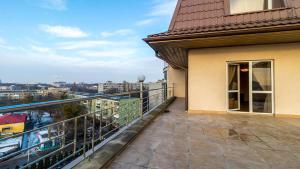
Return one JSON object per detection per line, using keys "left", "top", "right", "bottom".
{"left": 146, "top": 0, "right": 300, "bottom": 40}
{"left": 0, "top": 114, "right": 27, "bottom": 125}
{"left": 106, "top": 98, "right": 300, "bottom": 169}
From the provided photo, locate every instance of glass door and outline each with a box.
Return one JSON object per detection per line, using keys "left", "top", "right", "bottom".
{"left": 227, "top": 64, "right": 240, "bottom": 111}
{"left": 250, "top": 61, "right": 274, "bottom": 113}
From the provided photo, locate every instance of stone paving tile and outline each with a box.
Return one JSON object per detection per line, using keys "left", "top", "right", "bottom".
{"left": 109, "top": 162, "right": 146, "bottom": 169}
{"left": 107, "top": 98, "right": 300, "bottom": 169}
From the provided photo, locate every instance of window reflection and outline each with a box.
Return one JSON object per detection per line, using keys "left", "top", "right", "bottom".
{"left": 229, "top": 92, "right": 239, "bottom": 109}
{"left": 252, "top": 62, "right": 272, "bottom": 91}
{"left": 228, "top": 65, "right": 238, "bottom": 90}
{"left": 253, "top": 93, "right": 272, "bottom": 113}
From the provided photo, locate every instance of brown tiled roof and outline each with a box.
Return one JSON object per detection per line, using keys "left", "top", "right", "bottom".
{"left": 147, "top": 0, "right": 300, "bottom": 39}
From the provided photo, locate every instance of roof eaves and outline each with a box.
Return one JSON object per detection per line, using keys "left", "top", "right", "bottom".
{"left": 144, "top": 19, "right": 300, "bottom": 42}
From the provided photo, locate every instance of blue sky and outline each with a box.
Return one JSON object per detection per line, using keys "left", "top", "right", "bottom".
{"left": 0, "top": 0, "right": 177, "bottom": 83}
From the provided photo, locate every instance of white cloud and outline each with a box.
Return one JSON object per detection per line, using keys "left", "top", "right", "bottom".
{"left": 149, "top": 0, "right": 177, "bottom": 17}
{"left": 0, "top": 37, "right": 17, "bottom": 50}
{"left": 100, "top": 29, "right": 134, "bottom": 38}
{"left": 39, "top": 25, "right": 89, "bottom": 38}
{"left": 40, "top": 0, "right": 67, "bottom": 10}
{"left": 57, "top": 40, "right": 114, "bottom": 50}
{"left": 31, "top": 45, "right": 52, "bottom": 53}
{"left": 0, "top": 37, "right": 5, "bottom": 44}
{"left": 78, "top": 48, "right": 137, "bottom": 58}
{"left": 136, "top": 19, "right": 156, "bottom": 26}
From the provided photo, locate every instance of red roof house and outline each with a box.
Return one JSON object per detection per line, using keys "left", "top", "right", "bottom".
{"left": 0, "top": 114, "right": 27, "bottom": 125}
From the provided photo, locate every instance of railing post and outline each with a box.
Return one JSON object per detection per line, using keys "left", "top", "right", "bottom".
{"left": 62, "top": 121, "right": 65, "bottom": 148}
{"left": 99, "top": 111, "right": 102, "bottom": 141}
{"left": 139, "top": 81, "right": 143, "bottom": 119}
{"left": 92, "top": 113, "right": 95, "bottom": 154}
{"left": 126, "top": 114, "right": 129, "bottom": 126}
{"left": 83, "top": 116, "right": 87, "bottom": 159}
{"left": 73, "top": 118, "right": 77, "bottom": 156}
{"left": 163, "top": 81, "right": 167, "bottom": 101}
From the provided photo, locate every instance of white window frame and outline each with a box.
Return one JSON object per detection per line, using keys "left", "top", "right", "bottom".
{"left": 226, "top": 60, "right": 275, "bottom": 115}
{"left": 228, "top": 0, "right": 284, "bottom": 14}
{"left": 226, "top": 64, "right": 241, "bottom": 111}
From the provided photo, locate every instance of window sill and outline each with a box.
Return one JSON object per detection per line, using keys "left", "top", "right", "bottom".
{"left": 225, "top": 7, "right": 292, "bottom": 17}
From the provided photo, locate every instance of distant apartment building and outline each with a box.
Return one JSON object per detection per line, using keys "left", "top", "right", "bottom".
{"left": 98, "top": 81, "right": 140, "bottom": 94}
{"left": 91, "top": 96, "right": 140, "bottom": 127}
{"left": 0, "top": 86, "right": 10, "bottom": 91}
{"left": 53, "top": 81, "right": 67, "bottom": 88}
{"left": 123, "top": 81, "right": 140, "bottom": 92}
{"left": 98, "top": 81, "right": 120, "bottom": 93}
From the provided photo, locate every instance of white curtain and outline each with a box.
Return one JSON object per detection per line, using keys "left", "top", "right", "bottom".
{"left": 252, "top": 62, "right": 272, "bottom": 113}
{"left": 252, "top": 67, "right": 271, "bottom": 91}
{"left": 228, "top": 65, "right": 237, "bottom": 90}
{"left": 264, "top": 94, "right": 272, "bottom": 113}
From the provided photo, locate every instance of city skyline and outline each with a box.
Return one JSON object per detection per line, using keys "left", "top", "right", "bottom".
{"left": 0, "top": 0, "right": 176, "bottom": 83}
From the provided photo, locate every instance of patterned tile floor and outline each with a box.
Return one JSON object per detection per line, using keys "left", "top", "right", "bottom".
{"left": 107, "top": 98, "right": 300, "bottom": 169}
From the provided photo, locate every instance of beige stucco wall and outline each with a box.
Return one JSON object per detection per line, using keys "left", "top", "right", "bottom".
{"left": 167, "top": 66, "right": 186, "bottom": 98}
{"left": 189, "top": 43, "right": 300, "bottom": 115}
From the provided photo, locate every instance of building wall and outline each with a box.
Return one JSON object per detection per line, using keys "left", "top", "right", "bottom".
{"left": 167, "top": 66, "right": 186, "bottom": 98}
{"left": 188, "top": 43, "right": 300, "bottom": 115}
{"left": 0, "top": 122, "right": 25, "bottom": 134}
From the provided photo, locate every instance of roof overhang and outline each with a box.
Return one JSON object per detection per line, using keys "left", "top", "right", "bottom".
{"left": 144, "top": 24, "right": 300, "bottom": 70}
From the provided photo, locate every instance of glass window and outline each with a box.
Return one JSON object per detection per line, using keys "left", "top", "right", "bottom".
{"left": 252, "top": 62, "right": 272, "bottom": 91}
{"left": 228, "top": 93, "right": 239, "bottom": 109}
{"left": 230, "top": 0, "right": 285, "bottom": 14}
{"left": 228, "top": 65, "right": 238, "bottom": 90}
{"left": 273, "top": 0, "right": 286, "bottom": 8}
{"left": 253, "top": 93, "right": 272, "bottom": 113}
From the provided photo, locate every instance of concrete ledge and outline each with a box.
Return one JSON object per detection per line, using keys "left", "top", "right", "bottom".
{"left": 73, "top": 97, "right": 176, "bottom": 169}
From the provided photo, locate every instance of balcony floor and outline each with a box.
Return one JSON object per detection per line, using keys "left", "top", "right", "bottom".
{"left": 107, "top": 98, "right": 300, "bottom": 169}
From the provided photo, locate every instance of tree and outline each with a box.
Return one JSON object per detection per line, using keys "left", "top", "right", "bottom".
{"left": 23, "top": 93, "right": 34, "bottom": 103}
{"left": 62, "top": 103, "right": 87, "bottom": 119}
{"left": 60, "top": 92, "right": 68, "bottom": 100}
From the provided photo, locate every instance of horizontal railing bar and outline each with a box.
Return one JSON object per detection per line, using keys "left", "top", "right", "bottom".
{"left": 0, "top": 106, "right": 116, "bottom": 142}
{"left": 22, "top": 142, "right": 74, "bottom": 169}
{"left": 101, "top": 126, "right": 120, "bottom": 138}
{"left": 0, "top": 133, "right": 65, "bottom": 160}
{"left": 63, "top": 98, "right": 170, "bottom": 169}
{"left": 0, "top": 88, "right": 170, "bottom": 113}
{"left": 49, "top": 151, "right": 75, "bottom": 169}
{"left": 0, "top": 87, "right": 173, "bottom": 169}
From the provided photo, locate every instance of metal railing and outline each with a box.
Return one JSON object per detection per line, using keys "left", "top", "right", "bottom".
{"left": 0, "top": 85, "right": 174, "bottom": 169}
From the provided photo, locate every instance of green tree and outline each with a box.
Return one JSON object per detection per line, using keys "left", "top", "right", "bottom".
{"left": 62, "top": 103, "right": 87, "bottom": 119}
{"left": 60, "top": 92, "right": 68, "bottom": 100}
{"left": 23, "top": 93, "right": 34, "bottom": 103}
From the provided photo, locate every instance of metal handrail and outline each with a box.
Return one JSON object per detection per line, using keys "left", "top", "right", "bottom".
{"left": 0, "top": 86, "right": 174, "bottom": 169}
{"left": 0, "top": 88, "right": 171, "bottom": 113}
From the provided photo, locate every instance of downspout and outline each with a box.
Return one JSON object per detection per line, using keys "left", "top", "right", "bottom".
{"left": 185, "top": 50, "right": 189, "bottom": 111}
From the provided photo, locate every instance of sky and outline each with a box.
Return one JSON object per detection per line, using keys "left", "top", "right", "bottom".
{"left": 0, "top": 0, "right": 177, "bottom": 83}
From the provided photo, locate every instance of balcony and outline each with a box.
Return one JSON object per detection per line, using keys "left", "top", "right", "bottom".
{"left": 1, "top": 88, "right": 300, "bottom": 168}
{"left": 0, "top": 87, "right": 173, "bottom": 169}
{"left": 79, "top": 98, "right": 300, "bottom": 169}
